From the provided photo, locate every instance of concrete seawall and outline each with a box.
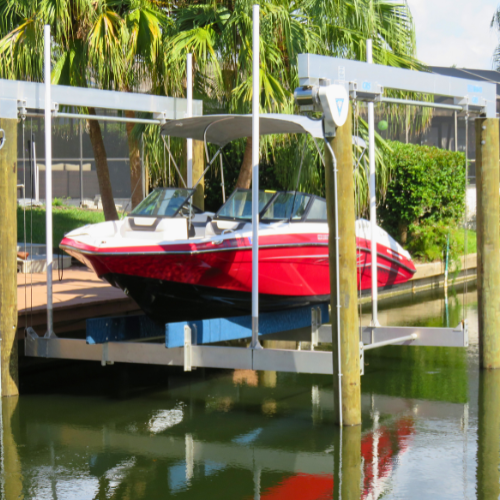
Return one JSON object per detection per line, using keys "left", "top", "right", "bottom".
{"left": 360, "top": 253, "right": 477, "bottom": 304}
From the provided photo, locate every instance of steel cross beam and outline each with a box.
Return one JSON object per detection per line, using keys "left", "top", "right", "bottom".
{"left": 0, "top": 78, "right": 203, "bottom": 120}
{"left": 298, "top": 54, "right": 497, "bottom": 118}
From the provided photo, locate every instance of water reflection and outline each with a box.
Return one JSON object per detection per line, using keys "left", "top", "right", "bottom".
{"left": 1, "top": 286, "right": 492, "bottom": 499}
{"left": 476, "top": 370, "right": 500, "bottom": 500}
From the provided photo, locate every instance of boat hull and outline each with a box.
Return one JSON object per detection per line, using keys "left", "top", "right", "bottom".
{"left": 62, "top": 234, "right": 415, "bottom": 324}
{"left": 104, "top": 273, "right": 330, "bottom": 323}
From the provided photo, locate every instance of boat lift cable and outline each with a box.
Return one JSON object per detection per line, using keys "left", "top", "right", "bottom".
{"left": 22, "top": 116, "right": 28, "bottom": 332}
{"left": 30, "top": 119, "right": 34, "bottom": 327}
{"left": 353, "top": 101, "right": 363, "bottom": 322}
{"left": 462, "top": 115, "right": 468, "bottom": 319}
{"left": 324, "top": 137, "right": 343, "bottom": 428}
{"left": 220, "top": 154, "right": 226, "bottom": 203}
{"left": 290, "top": 135, "right": 309, "bottom": 221}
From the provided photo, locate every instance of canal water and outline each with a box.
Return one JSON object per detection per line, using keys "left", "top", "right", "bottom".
{"left": 2, "top": 286, "right": 496, "bottom": 499}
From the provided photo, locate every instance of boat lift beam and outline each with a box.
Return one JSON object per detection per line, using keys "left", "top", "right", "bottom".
{"left": 85, "top": 304, "right": 330, "bottom": 348}
{"left": 24, "top": 319, "right": 468, "bottom": 375}
{"left": 0, "top": 77, "right": 203, "bottom": 121}
{"left": 297, "top": 53, "right": 496, "bottom": 117}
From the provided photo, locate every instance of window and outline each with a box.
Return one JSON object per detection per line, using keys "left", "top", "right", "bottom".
{"left": 261, "top": 192, "right": 311, "bottom": 221}
{"left": 306, "top": 198, "right": 327, "bottom": 221}
{"left": 216, "top": 190, "right": 276, "bottom": 220}
{"left": 130, "top": 188, "right": 194, "bottom": 217}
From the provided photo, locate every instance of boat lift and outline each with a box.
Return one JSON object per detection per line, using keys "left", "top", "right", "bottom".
{"left": 3, "top": 10, "right": 486, "bottom": 385}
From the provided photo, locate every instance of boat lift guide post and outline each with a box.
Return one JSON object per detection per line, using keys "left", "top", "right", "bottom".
{"left": 251, "top": 4, "right": 262, "bottom": 349}
{"left": 0, "top": 19, "right": 479, "bottom": 413}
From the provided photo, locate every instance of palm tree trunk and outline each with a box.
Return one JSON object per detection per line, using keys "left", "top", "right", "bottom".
{"left": 87, "top": 107, "right": 118, "bottom": 221}
{"left": 235, "top": 136, "right": 253, "bottom": 189}
{"left": 125, "top": 110, "right": 143, "bottom": 209}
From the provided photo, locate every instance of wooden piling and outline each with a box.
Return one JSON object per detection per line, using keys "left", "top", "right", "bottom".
{"left": 477, "top": 370, "right": 500, "bottom": 499}
{"left": 475, "top": 117, "right": 500, "bottom": 369}
{"left": 0, "top": 118, "right": 19, "bottom": 397}
{"left": 3, "top": 396, "right": 22, "bottom": 498}
{"left": 325, "top": 105, "right": 361, "bottom": 426}
{"left": 192, "top": 140, "right": 205, "bottom": 210}
{"left": 180, "top": 140, "right": 205, "bottom": 210}
{"left": 333, "top": 426, "right": 361, "bottom": 500}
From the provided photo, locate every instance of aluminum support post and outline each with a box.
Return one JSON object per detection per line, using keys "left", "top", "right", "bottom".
{"left": 326, "top": 104, "right": 361, "bottom": 426}
{"left": 186, "top": 53, "right": 193, "bottom": 188}
{"left": 476, "top": 117, "right": 500, "bottom": 369}
{"left": 0, "top": 118, "right": 19, "bottom": 397}
{"left": 366, "top": 40, "right": 379, "bottom": 327}
{"left": 250, "top": 4, "right": 262, "bottom": 349}
{"left": 44, "top": 25, "right": 54, "bottom": 337}
{"left": 79, "top": 121, "right": 84, "bottom": 204}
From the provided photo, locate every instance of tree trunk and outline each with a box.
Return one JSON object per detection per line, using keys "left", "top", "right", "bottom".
{"left": 125, "top": 110, "right": 143, "bottom": 209}
{"left": 87, "top": 108, "right": 118, "bottom": 221}
{"left": 398, "top": 221, "right": 408, "bottom": 245}
{"left": 235, "top": 136, "right": 253, "bottom": 189}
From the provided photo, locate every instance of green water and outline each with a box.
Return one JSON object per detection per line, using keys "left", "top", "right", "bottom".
{"left": 2, "top": 287, "right": 495, "bottom": 499}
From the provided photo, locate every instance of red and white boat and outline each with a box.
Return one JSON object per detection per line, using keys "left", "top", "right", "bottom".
{"left": 61, "top": 186, "right": 416, "bottom": 323}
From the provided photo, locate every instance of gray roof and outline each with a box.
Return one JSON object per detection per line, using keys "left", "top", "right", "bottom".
{"left": 161, "top": 114, "right": 324, "bottom": 146}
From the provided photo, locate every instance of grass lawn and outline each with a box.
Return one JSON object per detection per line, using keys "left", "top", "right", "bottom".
{"left": 17, "top": 206, "right": 105, "bottom": 252}
{"left": 452, "top": 227, "right": 477, "bottom": 255}
{"left": 411, "top": 227, "right": 477, "bottom": 264}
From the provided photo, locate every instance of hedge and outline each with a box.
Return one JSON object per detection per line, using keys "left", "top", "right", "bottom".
{"left": 378, "top": 141, "right": 466, "bottom": 261}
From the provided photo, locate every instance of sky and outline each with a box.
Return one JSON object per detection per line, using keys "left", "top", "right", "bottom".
{"left": 406, "top": 0, "right": 500, "bottom": 70}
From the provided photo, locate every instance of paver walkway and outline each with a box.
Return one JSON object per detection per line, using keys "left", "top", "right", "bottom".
{"left": 17, "top": 266, "right": 127, "bottom": 312}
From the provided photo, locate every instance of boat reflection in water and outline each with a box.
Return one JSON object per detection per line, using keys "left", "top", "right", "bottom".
{"left": 4, "top": 363, "right": 458, "bottom": 500}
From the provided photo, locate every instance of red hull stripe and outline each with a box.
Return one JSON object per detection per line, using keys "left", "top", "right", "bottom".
{"left": 62, "top": 233, "right": 416, "bottom": 296}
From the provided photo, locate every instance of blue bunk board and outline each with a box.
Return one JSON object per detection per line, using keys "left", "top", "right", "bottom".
{"left": 86, "top": 303, "right": 329, "bottom": 347}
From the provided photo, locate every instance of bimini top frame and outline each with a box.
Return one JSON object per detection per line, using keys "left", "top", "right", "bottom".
{"left": 161, "top": 113, "right": 325, "bottom": 145}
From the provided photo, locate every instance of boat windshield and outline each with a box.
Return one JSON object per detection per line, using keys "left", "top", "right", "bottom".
{"left": 130, "top": 188, "right": 195, "bottom": 217}
{"left": 261, "top": 192, "right": 311, "bottom": 221}
{"left": 215, "top": 189, "right": 276, "bottom": 220}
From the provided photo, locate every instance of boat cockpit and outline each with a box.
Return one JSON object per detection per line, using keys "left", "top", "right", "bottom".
{"left": 124, "top": 187, "right": 328, "bottom": 240}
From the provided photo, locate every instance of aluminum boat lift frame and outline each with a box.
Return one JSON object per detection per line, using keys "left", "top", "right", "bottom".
{"left": 4, "top": 19, "right": 483, "bottom": 376}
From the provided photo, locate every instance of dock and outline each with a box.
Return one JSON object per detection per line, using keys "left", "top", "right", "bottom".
{"left": 17, "top": 266, "right": 140, "bottom": 339}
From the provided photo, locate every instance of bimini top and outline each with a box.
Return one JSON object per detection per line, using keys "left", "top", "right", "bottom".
{"left": 161, "top": 114, "right": 324, "bottom": 146}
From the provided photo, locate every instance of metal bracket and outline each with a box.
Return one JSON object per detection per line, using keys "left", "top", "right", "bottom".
{"left": 52, "top": 102, "right": 59, "bottom": 117}
{"left": 17, "top": 99, "right": 27, "bottom": 118}
{"left": 454, "top": 96, "right": 486, "bottom": 116}
{"left": 359, "top": 341, "right": 365, "bottom": 376}
{"left": 349, "top": 81, "right": 383, "bottom": 102}
{"left": 311, "top": 306, "right": 321, "bottom": 350}
{"left": 153, "top": 111, "right": 168, "bottom": 125}
{"left": 184, "top": 324, "right": 197, "bottom": 371}
{"left": 101, "top": 342, "right": 114, "bottom": 366}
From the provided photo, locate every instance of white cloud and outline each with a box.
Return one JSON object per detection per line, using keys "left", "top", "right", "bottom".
{"left": 406, "top": 0, "right": 500, "bottom": 69}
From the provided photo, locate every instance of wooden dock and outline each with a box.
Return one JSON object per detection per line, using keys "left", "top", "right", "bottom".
{"left": 17, "top": 266, "right": 140, "bottom": 339}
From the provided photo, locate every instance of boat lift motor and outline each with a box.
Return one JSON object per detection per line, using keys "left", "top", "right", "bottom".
{"left": 293, "top": 82, "right": 349, "bottom": 136}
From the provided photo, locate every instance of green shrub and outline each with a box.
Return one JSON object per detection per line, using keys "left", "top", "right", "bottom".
{"left": 379, "top": 142, "right": 466, "bottom": 259}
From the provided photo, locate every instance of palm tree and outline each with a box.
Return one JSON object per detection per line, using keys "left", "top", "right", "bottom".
{"left": 164, "top": 0, "right": 424, "bottom": 191}
{"left": 0, "top": 0, "right": 120, "bottom": 220}
{"left": 0, "top": 0, "right": 170, "bottom": 217}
